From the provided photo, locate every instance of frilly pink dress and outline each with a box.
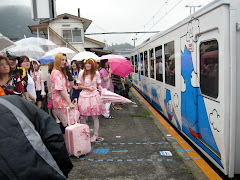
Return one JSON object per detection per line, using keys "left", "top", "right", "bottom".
{"left": 50, "top": 69, "right": 77, "bottom": 127}
{"left": 77, "top": 71, "right": 106, "bottom": 116}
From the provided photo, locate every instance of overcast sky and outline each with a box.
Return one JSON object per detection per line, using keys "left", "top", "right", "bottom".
{"left": 2, "top": 0, "right": 215, "bottom": 46}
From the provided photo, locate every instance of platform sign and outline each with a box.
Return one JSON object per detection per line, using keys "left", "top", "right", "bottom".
{"left": 31, "top": 0, "right": 56, "bottom": 20}
{"left": 159, "top": 151, "right": 172, "bottom": 156}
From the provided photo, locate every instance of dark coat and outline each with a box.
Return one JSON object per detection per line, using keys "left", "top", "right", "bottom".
{"left": 0, "top": 95, "right": 73, "bottom": 180}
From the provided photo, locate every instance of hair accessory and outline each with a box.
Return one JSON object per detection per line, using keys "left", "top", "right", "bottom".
{"left": 87, "top": 58, "right": 95, "bottom": 63}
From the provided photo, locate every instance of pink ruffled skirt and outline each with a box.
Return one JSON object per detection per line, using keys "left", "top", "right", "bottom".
{"left": 78, "top": 93, "right": 106, "bottom": 116}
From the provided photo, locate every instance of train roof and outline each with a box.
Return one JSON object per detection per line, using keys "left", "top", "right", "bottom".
{"left": 132, "top": 0, "right": 230, "bottom": 53}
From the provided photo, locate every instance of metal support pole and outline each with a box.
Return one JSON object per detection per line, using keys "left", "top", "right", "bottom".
{"left": 132, "top": 38, "right": 137, "bottom": 48}
{"left": 185, "top": 5, "right": 201, "bottom": 15}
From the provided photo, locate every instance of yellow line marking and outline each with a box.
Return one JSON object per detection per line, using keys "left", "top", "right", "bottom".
{"left": 132, "top": 87, "right": 222, "bottom": 180}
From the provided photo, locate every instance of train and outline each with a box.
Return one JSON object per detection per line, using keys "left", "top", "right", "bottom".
{"left": 130, "top": 0, "right": 240, "bottom": 178}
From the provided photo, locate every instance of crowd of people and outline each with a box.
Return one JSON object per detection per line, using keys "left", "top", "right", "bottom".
{"left": 0, "top": 51, "right": 131, "bottom": 179}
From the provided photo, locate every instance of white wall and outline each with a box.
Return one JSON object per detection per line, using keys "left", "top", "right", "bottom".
{"left": 49, "top": 17, "right": 85, "bottom": 51}
{"left": 84, "top": 40, "right": 103, "bottom": 48}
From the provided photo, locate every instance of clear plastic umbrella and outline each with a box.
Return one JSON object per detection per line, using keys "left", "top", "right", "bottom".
{"left": 14, "top": 37, "right": 57, "bottom": 52}
{"left": 1, "top": 37, "right": 58, "bottom": 59}
{"left": 6, "top": 45, "right": 45, "bottom": 59}
{"left": 0, "top": 33, "right": 14, "bottom": 51}
{"left": 72, "top": 51, "right": 99, "bottom": 61}
{"left": 43, "top": 47, "right": 77, "bottom": 59}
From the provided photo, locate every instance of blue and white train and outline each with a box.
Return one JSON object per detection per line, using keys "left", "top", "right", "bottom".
{"left": 130, "top": 0, "right": 240, "bottom": 177}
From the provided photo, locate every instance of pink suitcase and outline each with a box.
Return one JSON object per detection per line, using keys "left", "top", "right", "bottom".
{"left": 65, "top": 106, "right": 91, "bottom": 158}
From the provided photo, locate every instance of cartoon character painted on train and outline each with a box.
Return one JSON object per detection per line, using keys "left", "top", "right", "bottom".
{"left": 164, "top": 89, "right": 181, "bottom": 129}
{"left": 180, "top": 18, "right": 222, "bottom": 165}
{"left": 151, "top": 87, "right": 163, "bottom": 113}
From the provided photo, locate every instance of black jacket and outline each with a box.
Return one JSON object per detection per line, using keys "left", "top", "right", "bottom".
{"left": 0, "top": 95, "right": 73, "bottom": 180}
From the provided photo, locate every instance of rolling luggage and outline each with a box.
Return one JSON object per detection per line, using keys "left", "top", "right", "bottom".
{"left": 65, "top": 106, "right": 91, "bottom": 158}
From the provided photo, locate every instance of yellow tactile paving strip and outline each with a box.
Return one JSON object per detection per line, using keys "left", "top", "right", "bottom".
{"left": 132, "top": 87, "right": 222, "bottom": 180}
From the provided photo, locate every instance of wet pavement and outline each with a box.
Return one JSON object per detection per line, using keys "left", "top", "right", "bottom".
{"left": 68, "top": 88, "right": 209, "bottom": 180}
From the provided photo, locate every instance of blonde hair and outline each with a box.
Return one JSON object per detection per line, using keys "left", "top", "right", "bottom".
{"left": 82, "top": 58, "right": 96, "bottom": 81}
{"left": 54, "top": 53, "right": 67, "bottom": 79}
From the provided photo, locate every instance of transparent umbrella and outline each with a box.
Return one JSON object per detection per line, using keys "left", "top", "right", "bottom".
{"left": 14, "top": 37, "right": 57, "bottom": 52}
{"left": 6, "top": 45, "right": 45, "bottom": 59}
{"left": 0, "top": 33, "right": 14, "bottom": 51}
{"left": 72, "top": 51, "right": 99, "bottom": 61}
{"left": 43, "top": 47, "right": 77, "bottom": 59}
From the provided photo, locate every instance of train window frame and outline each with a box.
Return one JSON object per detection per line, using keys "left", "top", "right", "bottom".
{"left": 131, "top": 56, "right": 133, "bottom": 68}
{"left": 140, "top": 53, "right": 144, "bottom": 75}
{"left": 155, "top": 45, "right": 163, "bottom": 82}
{"left": 199, "top": 39, "right": 219, "bottom": 99}
{"left": 149, "top": 48, "right": 154, "bottom": 79}
{"left": 131, "top": 56, "right": 134, "bottom": 73}
{"left": 164, "top": 41, "right": 175, "bottom": 86}
{"left": 134, "top": 55, "right": 138, "bottom": 73}
{"left": 144, "top": 51, "right": 148, "bottom": 77}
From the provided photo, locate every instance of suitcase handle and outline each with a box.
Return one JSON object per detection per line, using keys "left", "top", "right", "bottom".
{"left": 66, "top": 107, "right": 70, "bottom": 126}
{"left": 67, "top": 99, "right": 79, "bottom": 126}
{"left": 66, "top": 107, "right": 72, "bottom": 153}
{"left": 73, "top": 98, "right": 78, "bottom": 124}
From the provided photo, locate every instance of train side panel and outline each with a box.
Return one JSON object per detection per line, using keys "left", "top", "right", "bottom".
{"left": 131, "top": 0, "right": 240, "bottom": 176}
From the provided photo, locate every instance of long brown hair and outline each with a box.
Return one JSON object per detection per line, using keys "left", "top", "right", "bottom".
{"left": 71, "top": 60, "right": 80, "bottom": 72}
{"left": 0, "top": 57, "right": 12, "bottom": 77}
{"left": 19, "top": 56, "right": 30, "bottom": 73}
{"left": 48, "top": 62, "right": 54, "bottom": 74}
{"left": 82, "top": 58, "right": 96, "bottom": 82}
{"left": 54, "top": 52, "right": 67, "bottom": 79}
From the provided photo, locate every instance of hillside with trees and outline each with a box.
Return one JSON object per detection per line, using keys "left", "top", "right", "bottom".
{"left": 106, "top": 43, "right": 134, "bottom": 51}
{"left": 0, "top": 5, "right": 39, "bottom": 41}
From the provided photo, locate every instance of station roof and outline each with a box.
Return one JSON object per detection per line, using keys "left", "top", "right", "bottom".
{"left": 29, "top": 13, "right": 92, "bottom": 33}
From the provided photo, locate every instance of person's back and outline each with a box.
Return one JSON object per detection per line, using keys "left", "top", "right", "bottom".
{"left": 0, "top": 95, "right": 73, "bottom": 180}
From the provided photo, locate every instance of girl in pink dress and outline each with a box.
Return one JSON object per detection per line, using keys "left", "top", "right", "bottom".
{"left": 31, "top": 61, "right": 46, "bottom": 108}
{"left": 50, "top": 53, "right": 76, "bottom": 129}
{"left": 99, "top": 59, "right": 114, "bottom": 119}
{"left": 75, "top": 58, "right": 106, "bottom": 142}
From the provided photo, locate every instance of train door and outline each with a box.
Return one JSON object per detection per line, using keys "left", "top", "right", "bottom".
{"left": 181, "top": 27, "right": 221, "bottom": 163}
{"left": 196, "top": 31, "right": 221, "bottom": 160}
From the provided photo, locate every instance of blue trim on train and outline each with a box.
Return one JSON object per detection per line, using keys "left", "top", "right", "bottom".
{"left": 164, "top": 89, "right": 181, "bottom": 130}
{"left": 131, "top": 45, "right": 223, "bottom": 168}
{"left": 181, "top": 46, "right": 222, "bottom": 167}
{"left": 151, "top": 88, "right": 163, "bottom": 112}
{"left": 138, "top": 54, "right": 141, "bottom": 81}
{"left": 133, "top": 81, "right": 223, "bottom": 167}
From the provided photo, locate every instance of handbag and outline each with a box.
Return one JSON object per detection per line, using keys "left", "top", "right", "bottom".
{"left": 47, "top": 99, "right": 53, "bottom": 109}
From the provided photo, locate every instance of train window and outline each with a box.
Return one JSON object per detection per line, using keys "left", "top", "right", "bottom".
{"left": 144, "top": 51, "right": 148, "bottom": 77}
{"left": 134, "top": 55, "right": 138, "bottom": 73}
{"left": 155, "top": 45, "right": 163, "bottom": 82}
{"left": 140, "top": 53, "right": 144, "bottom": 75}
{"left": 149, "top": 49, "right": 154, "bottom": 79}
{"left": 164, "top": 41, "right": 175, "bottom": 86}
{"left": 131, "top": 56, "right": 133, "bottom": 67}
{"left": 200, "top": 40, "right": 218, "bottom": 98}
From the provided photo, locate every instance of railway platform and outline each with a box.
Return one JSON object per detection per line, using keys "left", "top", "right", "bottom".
{"left": 68, "top": 87, "right": 223, "bottom": 180}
